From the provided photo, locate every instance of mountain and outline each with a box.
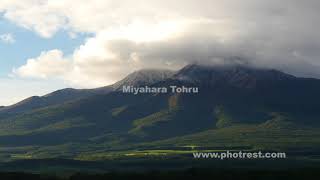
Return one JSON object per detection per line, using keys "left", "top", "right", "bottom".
{"left": 0, "top": 64, "right": 320, "bottom": 159}
{"left": 0, "top": 69, "right": 173, "bottom": 119}
{"left": 126, "top": 64, "right": 320, "bottom": 138}
{"left": 0, "top": 87, "right": 112, "bottom": 119}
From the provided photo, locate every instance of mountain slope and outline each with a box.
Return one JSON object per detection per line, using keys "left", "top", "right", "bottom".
{"left": 0, "top": 64, "right": 320, "bottom": 151}
{"left": 0, "top": 69, "right": 173, "bottom": 119}
{"left": 0, "top": 87, "right": 112, "bottom": 119}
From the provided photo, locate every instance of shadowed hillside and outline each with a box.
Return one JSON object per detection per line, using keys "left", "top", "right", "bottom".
{"left": 0, "top": 64, "right": 320, "bottom": 162}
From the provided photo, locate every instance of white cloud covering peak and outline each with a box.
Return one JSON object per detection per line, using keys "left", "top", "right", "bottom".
{"left": 2, "top": 0, "right": 320, "bottom": 88}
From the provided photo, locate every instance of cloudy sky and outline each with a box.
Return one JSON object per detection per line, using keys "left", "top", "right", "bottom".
{"left": 0, "top": 0, "right": 320, "bottom": 105}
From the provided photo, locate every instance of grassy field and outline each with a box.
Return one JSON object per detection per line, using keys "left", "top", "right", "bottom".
{"left": 0, "top": 122, "right": 319, "bottom": 176}
{"left": 0, "top": 124, "right": 320, "bottom": 161}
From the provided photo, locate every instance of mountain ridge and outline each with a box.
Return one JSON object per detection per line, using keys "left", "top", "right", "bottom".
{"left": 0, "top": 69, "right": 175, "bottom": 118}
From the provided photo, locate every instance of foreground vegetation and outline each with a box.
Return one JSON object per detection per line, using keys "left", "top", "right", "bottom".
{"left": 1, "top": 168, "right": 320, "bottom": 180}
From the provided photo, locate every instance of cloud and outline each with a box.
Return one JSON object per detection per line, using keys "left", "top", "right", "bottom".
{"left": 0, "top": 33, "right": 15, "bottom": 44}
{"left": 3, "top": 0, "right": 320, "bottom": 87}
{"left": 14, "top": 49, "right": 71, "bottom": 79}
{"left": 0, "top": 0, "right": 68, "bottom": 38}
